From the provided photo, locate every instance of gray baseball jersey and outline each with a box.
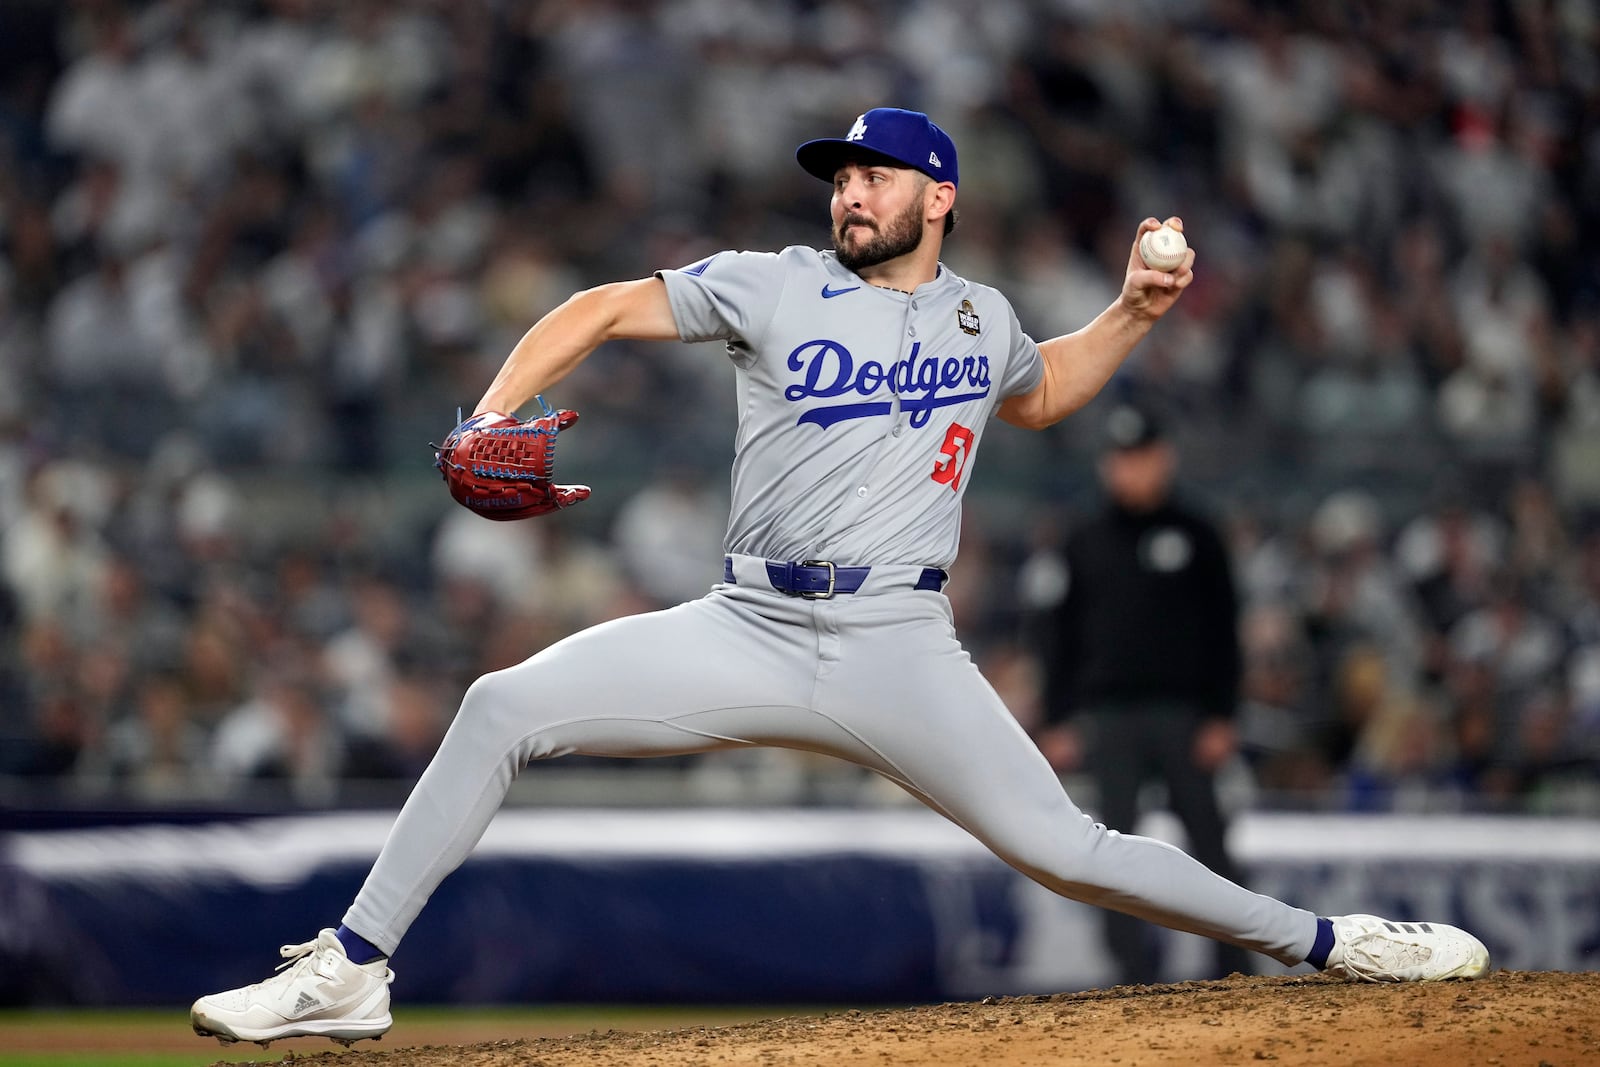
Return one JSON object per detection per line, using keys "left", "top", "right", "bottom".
{"left": 341, "top": 247, "right": 1319, "bottom": 973}
{"left": 656, "top": 247, "right": 1043, "bottom": 569}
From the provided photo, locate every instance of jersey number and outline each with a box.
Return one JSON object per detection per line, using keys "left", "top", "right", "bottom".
{"left": 930, "top": 422, "right": 976, "bottom": 492}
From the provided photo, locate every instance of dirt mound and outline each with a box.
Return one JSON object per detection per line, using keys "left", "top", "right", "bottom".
{"left": 217, "top": 970, "right": 1598, "bottom": 1067}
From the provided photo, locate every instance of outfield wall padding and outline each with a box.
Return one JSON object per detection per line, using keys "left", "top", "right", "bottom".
{"left": 3, "top": 809, "right": 1596, "bottom": 1005}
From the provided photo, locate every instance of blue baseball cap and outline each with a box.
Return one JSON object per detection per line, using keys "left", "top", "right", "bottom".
{"left": 796, "top": 108, "right": 959, "bottom": 188}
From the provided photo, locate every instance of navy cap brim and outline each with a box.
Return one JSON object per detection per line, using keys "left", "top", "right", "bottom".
{"left": 796, "top": 139, "right": 933, "bottom": 184}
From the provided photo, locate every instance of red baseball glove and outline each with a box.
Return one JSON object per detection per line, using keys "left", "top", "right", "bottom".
{"left": 432, "top": 398, "right": 591, "bottom": 521}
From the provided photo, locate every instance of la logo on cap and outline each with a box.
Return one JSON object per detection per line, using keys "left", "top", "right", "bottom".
{"left": 795, "top": 107, "right": 960, "bottom": 188}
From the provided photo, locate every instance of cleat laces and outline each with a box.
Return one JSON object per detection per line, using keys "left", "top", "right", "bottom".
{"left": 247, "top": 938, "right": 336, "bottom": 992}
{"left": 275, "top": 938, "right": 320, "bottom": 973}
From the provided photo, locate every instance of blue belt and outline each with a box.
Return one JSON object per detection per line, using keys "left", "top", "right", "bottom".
{"left": 724, "top": 557, "right": 947, "bottom": 599}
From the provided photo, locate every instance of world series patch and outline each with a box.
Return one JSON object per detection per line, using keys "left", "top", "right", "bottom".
{"left": 956, "top": 299, "right": 980, "bottom": 336}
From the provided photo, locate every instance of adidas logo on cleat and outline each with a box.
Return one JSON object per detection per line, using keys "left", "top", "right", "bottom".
{"left": 291, "top": 991, "right": 321, "bottom": 1017}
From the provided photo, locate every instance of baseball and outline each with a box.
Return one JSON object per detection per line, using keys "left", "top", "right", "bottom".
{"left": 1138, "top": 225, "right": 1188, "bottom": 272}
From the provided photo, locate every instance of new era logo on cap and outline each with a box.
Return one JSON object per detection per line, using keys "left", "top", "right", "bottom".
{"left": 796, "top": 107, "right": 959, "bottom": 187}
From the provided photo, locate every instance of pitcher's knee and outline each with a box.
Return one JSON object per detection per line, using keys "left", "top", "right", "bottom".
{"left": 1001, "top": 815, "right": 1122, "bottom": 894}
{"left": 460, "top": 662, "right": 591, "bottom": 755}
{"left": 454, "top": 667, "right": 553, "bottom": 741}
{"left": 460, "top": 669, "right": 515, "bottom": 719}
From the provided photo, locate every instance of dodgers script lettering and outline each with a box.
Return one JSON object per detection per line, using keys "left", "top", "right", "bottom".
{"left": 783, "top": 340, "right": 991, "bottom": 429}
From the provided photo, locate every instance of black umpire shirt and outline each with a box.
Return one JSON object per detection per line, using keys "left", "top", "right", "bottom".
{"left": 1042, "top": 496, "right": 1240, "bottom": 725}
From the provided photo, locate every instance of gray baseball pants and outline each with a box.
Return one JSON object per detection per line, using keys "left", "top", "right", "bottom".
{"left": 343, "top": 555, "right": 1318, "bottom": 964}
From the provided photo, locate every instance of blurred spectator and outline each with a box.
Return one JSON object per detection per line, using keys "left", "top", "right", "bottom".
{"left": 610, "top": 469, "right": 726, "bottom": 610}
{"left": 210, "top": 662, "right": 343, "bottom": 804}
{"left": 1297, "top": 298, "right": 1431, "bottom": 471}
{"left": 1504, "top": 686, "right": 1597, "bottom": 812}
{"left": 1565, "top": 532, "right": 1600, "bottom": 750}
{"left": 1395, "top": 489, "right": 1504, "bottom": 680}
{"left": 1322, "top": 643, "right": 1415, "bottom": 791}
{"left": 43, "top": 11, "right": 144, "bottom": 176}
{"left": 1447, "top": 570, "right": 1564, "bottom": 720}
{"left": 528, "top": 521, "right": 636, "bottom": 640}
{"left": 1344, "top": 687, "right": 1454, "bottom": 813}
{"left": 430, "top": 508, "right": 547, "bottom": 611}
{"left": 1301, "top": 490, "right": 1426, "bottom": 700}
{"left": 2, "top": 461, "right": 112, "bottom": 626}
{"left": 1235, "top": 601, "right": 1328, "bottom": 797}
{"left": 79, "top": 551, "right": 188, "bottom": 672}
{"left": 103, "top": 670, "right": 207, "bottom": 800}
{"left": 8, "top": 686, "right": 95, "bottom": 779}
{"left": 178, "top": 619, "right": 248, "bottom": 727}
{"left": 342, "top": 666, "right": 451, "bottom": 785}
{"left": 324, "top": 572, "right": 410, "bottom": 739}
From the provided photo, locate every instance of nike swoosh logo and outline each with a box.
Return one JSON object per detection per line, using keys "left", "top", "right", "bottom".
{"left": 821, "top": 284, "right": 861, "bottom": 299}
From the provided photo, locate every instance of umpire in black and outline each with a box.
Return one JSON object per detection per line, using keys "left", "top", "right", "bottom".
{"left": 1035, "top": 400, "right": 1251, "bottom": 984}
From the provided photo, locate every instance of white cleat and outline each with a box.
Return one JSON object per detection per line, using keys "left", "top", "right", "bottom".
{"left": 190, "top": 929, "right": 394, "bottom": 1045}
{"left": 1324, "top": 914, "right": 1491, "bottom": 982}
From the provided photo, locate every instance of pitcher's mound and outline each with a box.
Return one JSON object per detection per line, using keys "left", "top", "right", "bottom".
{"left": 216, "top": 970, "right": 1599, "bottom": 1067}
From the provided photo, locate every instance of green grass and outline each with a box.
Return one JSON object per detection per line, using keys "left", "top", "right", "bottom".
{"left": 0, "top": 1004, "right": 827, "bottom": 1067}
{"left": 0, "top": 1056, "right": 273, "bottom": 1067}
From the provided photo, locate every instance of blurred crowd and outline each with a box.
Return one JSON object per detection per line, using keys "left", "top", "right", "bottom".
{"left": 0, "top": 0, "right": 1598, "bottom": 813}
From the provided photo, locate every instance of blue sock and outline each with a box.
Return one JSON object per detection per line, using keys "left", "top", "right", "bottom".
{"left": 1305, "top": 916, "right": 1335, "bottom": 969}
{"left": 335, "top": 924, "right": 387, "bottom": 965}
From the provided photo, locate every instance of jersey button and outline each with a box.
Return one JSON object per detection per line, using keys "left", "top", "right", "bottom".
{"left": 857, "top": 486, "right": 869, "bottom": 497}
{"left": 908, "top": 326, "right": 917, "bottom": 337}
{"left": 891, "top": 426, "right": 903, "bottom": 437}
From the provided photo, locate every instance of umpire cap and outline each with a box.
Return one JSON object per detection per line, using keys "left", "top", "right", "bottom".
{"left": 1101, "top": 402, "right": 1167, "bottom": 452}
{"left": 796, "top": 108, "right": 960, "bottom": 187}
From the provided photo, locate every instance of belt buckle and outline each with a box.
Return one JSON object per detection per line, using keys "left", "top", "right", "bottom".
{"left": 797, "top": 559, "right": 836, "bottom": 599}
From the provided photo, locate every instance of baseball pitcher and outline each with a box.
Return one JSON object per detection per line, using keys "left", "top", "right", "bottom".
{"left": 192, "top": 108, "right": 1489, "bottom": 1048}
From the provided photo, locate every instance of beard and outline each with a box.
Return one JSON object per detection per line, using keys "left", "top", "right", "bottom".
{"left": 832, "top": 196, "right": 925, "bottom": 271}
